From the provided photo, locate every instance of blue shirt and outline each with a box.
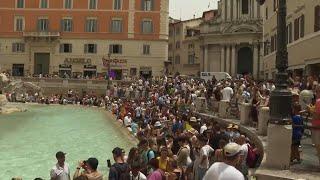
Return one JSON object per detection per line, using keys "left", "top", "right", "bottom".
{"left": 292, "top": 115, "right": 303, "bottom": 141}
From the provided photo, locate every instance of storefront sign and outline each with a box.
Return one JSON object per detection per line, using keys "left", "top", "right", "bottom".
{"left": 64, "top": 58, "right": 91, "bottom": 65}
{"left": 102, "top": 58, "right": 127, "bottom": 68}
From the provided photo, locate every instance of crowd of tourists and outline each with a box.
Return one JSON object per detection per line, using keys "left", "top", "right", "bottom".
{"left": 9, "top": 73, "right": 320, "bottom": 180}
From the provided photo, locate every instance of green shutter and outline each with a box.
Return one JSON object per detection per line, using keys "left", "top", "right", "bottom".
{"left": 151, "top": 0, "right": 155, "bottom": 11}
{"left": 151, "top": 21, "right": 153, "bottom": 33}
{"left": 12, "top": 43, "right": 16, "bottom": 52}
{"left": 37, "top": 20, "right": 41, "bottom": 31}
{"left": 70, "top": 44, "right": 72, "bottom": 53}
{"left": 84, "top": 44, "right": 88, "bottom": 53}
{"left": 60, "top": 44, "right": 63, "bottom": 53}
{"left": 94, "top": 44, "right": 97, "bottom": 53}
{"left": 60, "top": 19, "right": 64, "bottom": 31}
{"left": 21, "top": 43, "right": 25, "bottom": 52}
{"left": 141, "top": 21, "right": 144, "bottom": 33}
{"left": 141, "top": 0, "right": 145, "bottom": 10}
{"left": 119, "top": 45, "right": 122, "bottom": 54}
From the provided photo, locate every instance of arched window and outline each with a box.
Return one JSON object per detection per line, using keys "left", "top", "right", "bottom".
{"left": 315, "top": 5, "right": 320, "bottom": 32}
{"left": 242, "top": 0, "right": 249, "bottom": 14}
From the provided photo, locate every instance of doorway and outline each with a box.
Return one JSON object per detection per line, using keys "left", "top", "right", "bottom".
{"left": 237, "top": 47, "right": 253, "bottom": 75}
{"left": 34, "top": 53, "right": 50, "bottom": 75}
{"left": 12, "top": 64, "right": 24, "bottom": 76}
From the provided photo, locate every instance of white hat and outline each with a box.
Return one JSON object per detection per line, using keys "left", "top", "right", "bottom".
{"left": 190, "top": 117, "right": 197, "bottom": 122}
{"left": 154, "top": 121, "right": 162, "bottom": 127}
{"left": 224, "top": 142, "right": 242, "bottom": 157}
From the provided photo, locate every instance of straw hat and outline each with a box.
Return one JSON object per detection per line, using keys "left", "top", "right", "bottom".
{"left": 154, "top": 121, "right": 162, "bottom": 127}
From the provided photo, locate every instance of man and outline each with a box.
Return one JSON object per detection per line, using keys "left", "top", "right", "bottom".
{"left": 109, "top": 147, "right": 130, "bottom": 180}
{"left": 236, "top": 135, "right": 249, "bottom": 178}
{"left": 50, "top": 151, "right": 70, "bottom": 180}
{"left": 130, "top": 161, "right": 147, "bottom": 180}
{"left": 197, "top": 135, "right": 214, "bottom": 180}
{"left": 73, "top": 158, "right": 103, "bottom": 180}
{"left": 221, "top": 83, "right": 234, "bottom": 101}
{"left": 203, "top": 142, "right": 245, "bottom": 180}
{"left": 123, "top": 112, "right": 132, "bottom": 127}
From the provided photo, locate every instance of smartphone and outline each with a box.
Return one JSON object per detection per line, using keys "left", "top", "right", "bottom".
{"left": 107, "top": 159, "right": 111, "bottom": 168}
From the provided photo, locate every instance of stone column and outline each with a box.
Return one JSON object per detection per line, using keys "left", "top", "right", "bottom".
{"left": 231, "top": 45, "right": 236, "bottom": 76}
{"left": 204, "top": 45, "right": 208, "bottom": 71}
{"left": 225, "top": 45, "right": 230, "bottom": 74}
{"left": 253, "top": 0, "right": 257, "bottom": 19}
{"left": 253, "top": 44, "right": 258, "bottom": 79}
{"left": 258, "top": 107, "right": 269, "bottom": 136}
{"left": 233, "top": 0, "right": 238, "bottom": 20}
{"left": 240, "top": 103, "right": 252, "bottom": 125}
{"left": 221, "top": 0, "right": 226, "bottom": 21}
{"left": 227, "top": 0, "right": 231, "bottom": 21}
{"left": 220, "top": 45, "right": 225, "bottom": 71}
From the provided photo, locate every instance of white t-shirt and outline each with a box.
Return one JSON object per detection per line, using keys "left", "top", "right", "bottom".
{"left": 199, "top": 145, "right": 214, "bottom": 169}
{"left": 203, "top": 162, "right": 244, "bottom": 180}
{"left": 124, "top": 116, "right": 132, "bottom": 126}
{"left": 240, "top": 144, "right": 249, "bottom": 166}
{"left": 221, "top": 87, "right": 234, "bottom": 101}
{"left": 130, "top": 171, "right": 147, "bottom": 180}
{"left": 50, "top": 163, "right": 71, "bottom": 180}
{"left": 200, "top": 124, "right": 207, "bottom": 134}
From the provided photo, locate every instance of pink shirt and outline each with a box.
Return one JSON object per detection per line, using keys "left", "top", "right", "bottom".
{"left": 147, "top": 170, "right": 163, "bottom": 180}
{"left": 312, "top": 98, "right": 320, "bottom": 127}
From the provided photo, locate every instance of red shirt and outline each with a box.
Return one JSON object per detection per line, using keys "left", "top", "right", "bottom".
{"left": 312, "top": 98, "right": 320, "bottom": 127}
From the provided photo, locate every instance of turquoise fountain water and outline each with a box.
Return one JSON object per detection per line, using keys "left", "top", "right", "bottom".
{"left": 0, "top": 104, "right": 135, "bottom": 179}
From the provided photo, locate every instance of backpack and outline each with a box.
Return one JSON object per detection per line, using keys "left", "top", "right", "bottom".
{"left": 246, "top": 144, "right": 258, "bottom": 168}
{"left": 112, "top": 163, "right": 130, "bottom": 180}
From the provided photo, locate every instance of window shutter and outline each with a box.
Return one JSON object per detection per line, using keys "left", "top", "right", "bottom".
{"left": 12, "top": 43, "right": 16, "bottom": 52}
{"left": 84, "top": 44, "right": 88, "bottom": 53}
{"left": 110, "top": 20, "right": 113, "bottom": 32}
{"left": 141, "top": 21, "right": 144, "bottom": 33}
{"left": 70, "top": 44, "right": 72, "bottom": 53}
{"left": 70, "top": 20, "right": 73, "bottom": 32}
{"left": 300, "top": 15, "right": 304, "bottom": 38}
{"left": 119, "top": 45, "right": 122, "bottom": 54}
{"left": 151, "top": 21, "right": 154, "bottom": 33}
{"left": 37, "top": 20, "right": 41, "bottom": 31}
{"left": 141, "top": 0, "right": 145, "bottom": 10}
{"left": 94, "top": 44, "right": 97, "bottom": 53}
{"left": 109, "top": 45, "right": 113, "bottom": 53}
{"left": 60, "top": 20, "right": 64, "bottom": 32}
{"left": 120, "top": 20, "right": 123, "bottom": 32}
{"left": 151, "top": 0, "right": 154, "bottom": 11}
{"left": 21, "top": 43, "right": 25, "bottom": 52}
{"left": 60, "top": 44, "right": 63, "bottom": 53}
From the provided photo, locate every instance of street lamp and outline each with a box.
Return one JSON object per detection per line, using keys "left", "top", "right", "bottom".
{"left": 257, "top": 0, "right": 291, "bottom": 125}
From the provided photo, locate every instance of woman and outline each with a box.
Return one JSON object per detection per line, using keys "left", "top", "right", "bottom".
{"left": 147, "top": 158, "right": 165, "bottom": 180}
{"left": 127, "top": 147, "right": 140, "bottom": 168}
{"left": 310, "top": 85, "right": 320, "bottom": 164}
{"left": 157, "top": 147, "right": 170, "bottom": 172}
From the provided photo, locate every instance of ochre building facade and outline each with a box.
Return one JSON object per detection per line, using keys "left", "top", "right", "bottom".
{"left": 0, "top": 0, "right": 169, "bottom": 79}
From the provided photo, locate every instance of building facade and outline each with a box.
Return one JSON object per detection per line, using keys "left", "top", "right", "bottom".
{"left": 200, "top": 0, "right": 263, "bottom": 79}
{"left": 0, "top": 0, "right": 169, "bottom": 79}
{"left": 262, "top": 0, "right": 320, "bottom": 79}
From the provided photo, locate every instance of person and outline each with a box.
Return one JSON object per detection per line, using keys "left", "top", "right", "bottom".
{"left": 221, "top": 83, "right": 234, "bottom": 101}
{"left": 109, "top": 147, "right": 130, "bottom": 180}
{"left": 74, "top": 158, "right": 103, "bottom": 180}
{"left": 236, "top": 135, "right": 249, "bottom": 178}
{"left": 50, "top": 151, "right": 71, "bottom": 180}
{"left": 197, "top": 135, "right": 214, "bottom": 180}
{"left": 124, "top": 112, "right": 132, "bottom": 128}
{"left": 291, "top": 103, "right": 303, "bottom": 163}
{"left": 130, "top": 161, "right": 147, "bottom": 180}
{"left": 147, "top": 158, "right": 165, "bottom": 180}
{"left": 157, "top": 147, "right": 169, "bottom": 172}
{"left": 310, "top": 85, "right": 320, "bottom": 164}
{"left": 176, "top": 135, "right": 192, "bottom": 168}
{"left": 203, "top": 142, "right": 245, "bottom": 180}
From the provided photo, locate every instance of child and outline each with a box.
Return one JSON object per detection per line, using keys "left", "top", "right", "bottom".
{"left": 291, "top": 103, "right": 304, "bottom": 163}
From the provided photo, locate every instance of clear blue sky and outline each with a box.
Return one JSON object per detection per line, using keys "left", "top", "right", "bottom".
{"left": 169, "top": 0, "right": 218, "bottom": 20}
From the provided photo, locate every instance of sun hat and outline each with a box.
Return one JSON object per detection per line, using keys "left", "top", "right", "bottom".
{"left": 223, "top": 142, "right": 242, "bottom": 157}
{"left": 190, "top": 117, "right": 197, "bottom": 122}
{"left": 154, "top": 121, "right": 162, "bottom": 127}
{"left": 227, "top": 124, "right": 233, "bottom": 129}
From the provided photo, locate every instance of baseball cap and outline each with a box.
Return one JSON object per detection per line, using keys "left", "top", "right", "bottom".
{"left": 224, "top": 142, "right": 241, "bottom": 157}
{"left": 112, "top": 147, "right": 123, "bottom": 157}
{"left": 55, "top": 151, "right": 66, "bottom": 158}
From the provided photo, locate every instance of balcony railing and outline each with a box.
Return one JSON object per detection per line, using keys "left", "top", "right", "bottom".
{"left": 23, "top": 31, "right": 60, "bottom": 37}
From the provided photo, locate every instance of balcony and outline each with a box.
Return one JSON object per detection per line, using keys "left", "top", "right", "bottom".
{"left": 23, "top": 31, "right": 60, "bottom": 37}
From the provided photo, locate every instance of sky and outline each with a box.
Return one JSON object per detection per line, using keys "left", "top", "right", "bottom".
{"left": 169, "top": 0, "right": 218, "bottom": 20}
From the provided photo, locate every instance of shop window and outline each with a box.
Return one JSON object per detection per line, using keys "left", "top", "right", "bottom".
{"left": 12, "top": 43, "right": 25, "bottom": 52}
{"left": 141, "top": 20, "right": 153, "bottom": 34}
{"left": 89, "top": 0, "right": 97, "bottom": 9}
{"left": 84, "top": 44, "right": 97, "bottom": 54}
{"left": 113, "top": 0, "right": 121, "bottom": 10}
{"left": 38, "top": 18, "right": 49, "bottom": 32}
{"left": 17, "top": 0, "right": 24, "bottom": 8}
{"left": 143, "top": 45, "right": 150, "bottom": 55}
{"left": 64, "top": 0, "right": 72, "bottom": 9}
{"left": 61, "top": 19, "right": 73, "bottom": 32}
{"left": 40, "top": 0, "right": 48, "bottom": 8}
{"left": 109, "top": 44, "right": 122, "bottom": 54}
{"left": 60, "top": 44, "right": 72, "bottom": 53}
{"left": 242, "top": 0, "right": 249, "bottom": 14}
{"left": 315, "top": 5, "right": 320, "bottom": 32}
{"left": 111, "top": 19, "right": 123, "bottom": 33}
{"left": 85, "top": 18, "right": 97, "bottom": 32}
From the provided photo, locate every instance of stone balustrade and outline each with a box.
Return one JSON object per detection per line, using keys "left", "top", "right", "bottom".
{"left": 240, "top": 103, "right": 252, "bottom": 125}
{"left": 258, "top": 107, "right": 270, "bottom": 136}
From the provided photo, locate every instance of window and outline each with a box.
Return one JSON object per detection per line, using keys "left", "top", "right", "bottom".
{"left": 143, "top": 45, "right": 150, "bottom": 55}
{"left": 188, "top": 43, "right": 194, "bottom": 49}
{"left": 175, "top": 55, "right": 180, "bottom": 64}
{"left": 85, "top": 19, "right": 97, "bottom": 32}
{"left": 89, "top": 0, "right": 97, "bottom": 9}
{"left": 141, "top": 20, "right": 153, "bottom": 34}
{"left": 242, "top": 0, "right": 249, "bottom": 14}
{"left": 111, "top": 19, "right": 122, "bottom": 33}
{"left": 114, "top": 0, "right": 121, "bottom": 10}
{"left": 38, "top": 18, "right": 49, "bottom": 31}
{"left": 15, "top": 17, "right": 24, "bottom": 32}
{"left": 286, "top": 23, "right": 292, "bottom": 44}
{"left": 12, "top": 43, "right": 25, "bottom": 52}
{"left": 109, "top": 44, "right": 122, "bottom": 54}
{"left": 60, "top": 44, "right": 72, "bottom": 53}
{"left": 300, "top": 15, "right": 304, "bottom": 38}
{"left": 142, "top": 0, "right": 153, "bottom": 11}
{"left": 84, "top": 44, "right": 97, "bottom": 53}
{"left": 294, "top": 18, "right": 299, "bottom": 41}
{"left": 273, "top": 0, "right": 278, "bottom": 12}
{"left": 315, "top": 6, "right": 320, "bottom": 32}
{"left": 61, "top": 19, "right": 72, "bottom": 32}
{"left": 265, "top": 7, "right": 268, "bottom": 19}
{"left": 64, "top": 0, "right": 72, "bottom": 9}
{"left": 40, "top": 0, "right": 48, "bottom": 8}
{"left": 175, "top": 41, "right": 180, "bottom": 49}
{"left": 188, "top": 54, "right": 195, "bottom": 64}
{"left": 17, "top": 0, "right": 24, "bottom": 8}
